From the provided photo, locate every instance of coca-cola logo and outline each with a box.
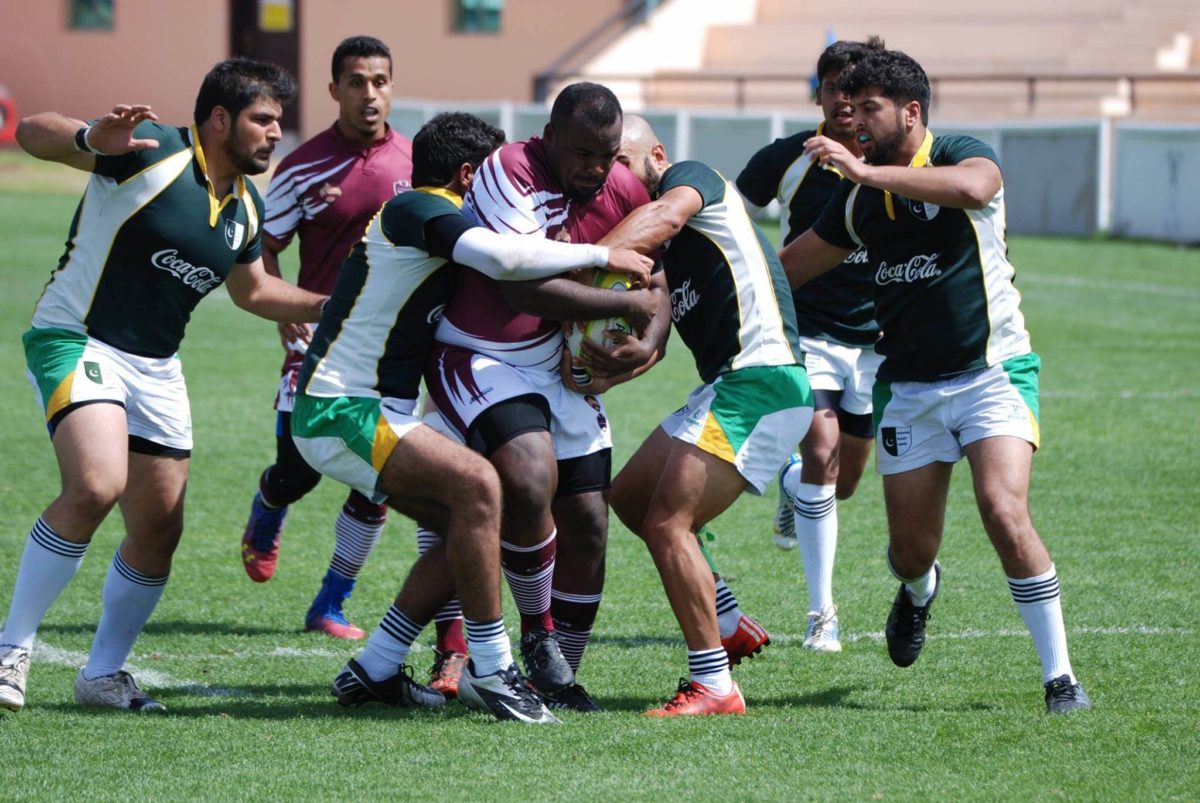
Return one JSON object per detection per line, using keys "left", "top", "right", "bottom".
{"left": 875, "top": 253, "right": 942, "bottom": 286}
{"left": 150, "top": 249, "right": 223, "bottom": 294}
{"left": 844, "top": 248, "right": 870, "bottom": 265}
{"left": 670, "top": 279, "right": 699, "bottom": 322}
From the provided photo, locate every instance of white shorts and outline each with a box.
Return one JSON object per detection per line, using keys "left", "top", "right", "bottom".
{"left": 427, "top": 344, "right": 612, "bottom": 461}
{"left": 291, "top": 394, "right": 423, "bottom": 504}
{"left": 23, "top": 328, "right": 192, "bottom": 451}
{"left": 873, "top": 354, "right": 1042, "bottom": 475}
{"left": 659, "top": 365, "right": 813, "bottom": 494}
{"left": 800, "top": 336, "right": 883, "bottom": 415}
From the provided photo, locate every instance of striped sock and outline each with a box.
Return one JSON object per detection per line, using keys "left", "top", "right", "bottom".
{"left": 551, "top": 589, "right": 602, "bottom": 672}
{"left": 465, "top": 617, "right": 513, "bottom": 676}
{"left": 328, "top": 494, "right": 386, "bottom": 580}
{"left": 794, "top": 482, "right": 837, "bottom": 613}
{"left": 417, "top": 527, "right": 466, "bottom": 654}
{"left": 0, "top": 518, "right": 89, "bottom": 650}
{"left": 83, "top": 551, "right": 168, "bottom": 679}
{"left": 688, "top": 647, "right": 732, "bottom": 695}
{"left": 501, "top": 530, "right": 556, "bottom": 633}
{"left": 357, "top": 605, "right": 426, "bottom": 682}
{"left": 714, "top": 578, "right": 744, "bottom": 639}
{"left": 1009, "top": 565, "right": 1075, "bottom": 683}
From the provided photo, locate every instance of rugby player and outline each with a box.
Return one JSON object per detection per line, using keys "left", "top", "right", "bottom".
{"left": 781, "top": 48, "right": 1090, "bottom": 714}
{"left": 291, "top": 111, "right": 651, "bottom": 722}
{"left": 0, "top": 60, "right": 327, "bottom": 713}
{"left": 736, "top": 36, "right": 885, "bottom": 652}
{"left": 237, "top": 36, "right": 417, "bottom": 646}
{"left": 426, "top": 82, "right": 670, "bottom": 711}
{"left": 604, "top": 116, "right": 813, "bottom": 716}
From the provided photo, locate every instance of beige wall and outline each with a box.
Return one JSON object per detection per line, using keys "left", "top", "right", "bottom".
{"left": 299, "top": 2, "right": 623, "bottom": 138}
{"left": 0, "top": 0, "right": 227, "bottom": 126}
{"left": 0, "top": 1, "right": 621, "bottom": 140}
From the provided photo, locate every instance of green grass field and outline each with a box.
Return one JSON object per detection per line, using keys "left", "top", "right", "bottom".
{"left": 0, "top": 161, "right": 1197, "bottom": 800}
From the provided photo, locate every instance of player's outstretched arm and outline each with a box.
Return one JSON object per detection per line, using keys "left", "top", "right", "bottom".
{"left": 779, "top": 228, "right": 853, "bottom": 290}
{"left": 599, "top": 186, "right": 705, "bottom": 255}
{"left": 501, "top": 280, "right": 658, "bottom": 332}
{"left": 226, "top": 258, "right": 327, "bottom": 323}
{"left": 581, "top": 271, "right": 670, "bottom": 379}
{"left": 16, "top": 106, "right": 159, "bottom": 171}
{"left": 451, "top": 228, "right": 652, "bottom": 286}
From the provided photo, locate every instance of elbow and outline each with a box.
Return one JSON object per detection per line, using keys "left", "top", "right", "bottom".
{"left": 963, "top": 179, "right": 1001, "bottom": 210}
{"left": 14, "top": 118, "right": 41, "bottom": 154}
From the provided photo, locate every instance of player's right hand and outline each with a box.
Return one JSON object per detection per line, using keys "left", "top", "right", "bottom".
{"left": 88, "top": 105, "right": 160, "bottom": 155}
{"left": 278, "top": 321, "right": 312, "bottom": 352}
{"left": 604, "top": 248, "right": 654, "bottom": 288}
{"left": 622, "top": 287, "right": 658, "bottom": 332}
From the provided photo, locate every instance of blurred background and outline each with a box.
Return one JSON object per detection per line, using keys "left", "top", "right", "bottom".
{"left": 0, "top": 0, "right": 1196, "bottom": 241}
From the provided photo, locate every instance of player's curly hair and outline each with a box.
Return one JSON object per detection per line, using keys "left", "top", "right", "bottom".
{"left": 412, "top": 112, "right": 506, "bottom": 187}
{"left": 816, "top": 35, "right": 886, "bottom": 82}
{"left": 193, "top": 58, "right": 297, "bottom": 126}
{"left": 332, "top": 36, "right": 392, "bottom": 83}
{"left": 838, "top": 49, "right": 931, "bottom": 124}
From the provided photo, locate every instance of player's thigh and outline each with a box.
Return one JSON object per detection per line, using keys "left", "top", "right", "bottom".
{"left": 50, "top": 402, "right": 130, "bottom": 510}
{"left": 642, "top": 439, "right": 748, "bottom": 542}
{"left": 882, "top": 461, "right": 953, "bottom": 552}
{"left": 610, "top": 425, "right": 673, "bottom": 536}
{"left": 800, "top": 407, "right": 842, "bottom": 483}
{"left": 379, "top": 423, "right": 501, "bottom": 529}
{"left": 963, "top": 435, "right": 1035, "bottom": 536}
{"left": 119, "top": 450, "right": 190, "bottom": 565}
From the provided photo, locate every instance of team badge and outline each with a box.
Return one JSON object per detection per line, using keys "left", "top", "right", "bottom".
{"left": 907, "top": 198, "right": 940, "bottom": 220}
{"left": 880, "top": 426, "right": 912, "bottom": 457}
{"left": 224, "top": 220, "right": 245, "bottom": 251}
{"left": 83, "top": 361, "right": 103, "bottom": 384}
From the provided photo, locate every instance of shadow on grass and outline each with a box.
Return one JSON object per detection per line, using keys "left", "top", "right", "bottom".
{"left": 598, "top": 685, "right": 999, "bottom": 714}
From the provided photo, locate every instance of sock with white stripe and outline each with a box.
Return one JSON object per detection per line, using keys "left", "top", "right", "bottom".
{"left": 465, "top": 617, "right": 513, "bottom": 676}
{"left": 0, "top": 518, "right": 89, "bottom": 650}
{"left": 1009, "top": 564, "right": 1075, "bottom": 683}
{"left": 328, "top": 493, "right": 386, "bottom": 580}
{"left": 357, "top": 605, "right": 426, "bottom": 682}
{"left": 714, "top": 578, "right": 744, "bottom": 639}
{"left": 551, "top": 589, "right": 602, "bottom": 672}
{"left": 83, "top": 550, "right": 168, "bottom": 679}
{"left": 794, "top": 482, "right": 837, "bottom": 613}
{"left": 688, "top": 648, "right": 732, "bottom": 695}
{"left": 500, "top": 529, "right": 556, "bottom": 634}
{"left": 417, "top": 527, "right": 467, "bottom": 654}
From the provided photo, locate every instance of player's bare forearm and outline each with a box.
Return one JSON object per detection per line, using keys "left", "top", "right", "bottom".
{"left": 779, "top": 229, "right": 852, "bottom": 289}
{"left": 16, "top": 113, "right": 95, "bottom": 170}
{"left": 855, "top": 160, "right": 1000, "bottom": 209}
{"left": 227, "top": 260, "right": 326, "bottom": 323}
{"left": 501, "top": 278, "right": 656, "bottom": 327}
{"left": 600, "top": 186, "right": 704, "bottom": 254}
{"left": 261, "top": 239, "right": 287, "bottom": 280}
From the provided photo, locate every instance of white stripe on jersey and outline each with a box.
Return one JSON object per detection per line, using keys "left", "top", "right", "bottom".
{"left": 31, "top": 150, "right": 194, "bottom": 333}
{"left": 464, "top": 153, "right": 569, "bottom": 235}
{"left": 967, "top": 186, "right": 1031, "bottom": 366}
{"left": 687, "top": 179, "right": 797, "bottom": 371}
{"left": 304, "top": 211, "right": 446, "bottom": 397}
{"left": 263, "top": 154, "right": 356, "bottom": 240}
{"left": 435, "top": 319, "right": 562, "bottom": 371}
{"left": 777, "top": 156, "right": 816, "bottom": 244}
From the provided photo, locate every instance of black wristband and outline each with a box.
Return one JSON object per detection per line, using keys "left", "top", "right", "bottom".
{"left": 74, "top": 125, "right": 99, "bottom": 155}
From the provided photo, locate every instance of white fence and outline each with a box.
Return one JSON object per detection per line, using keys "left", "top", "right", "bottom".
{"left": 389, "top": 101, "right": 1199, "bottom": 244}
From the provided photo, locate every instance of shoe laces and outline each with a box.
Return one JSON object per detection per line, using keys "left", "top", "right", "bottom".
{"left": 1045, "top": 676, "right": 1081, "bottom": 700}
{"left": 806, "top": 607, "right": 836, "bottom": 640}
{"left": 431, "top": 650, "right": 466, "bottom": 677}
{"left": 663, "top": 678, "right": 705, "bottom": 710}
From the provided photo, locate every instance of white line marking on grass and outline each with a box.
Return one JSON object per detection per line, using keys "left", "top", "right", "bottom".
{"left": 1021, "top": 273, "right": 1200, "bottom": 300}
{"left": 34, "top": 642, "right": 253, "bottom": 698}
{"left": 773, "top": 625, "right": 1193, "bottom": 645}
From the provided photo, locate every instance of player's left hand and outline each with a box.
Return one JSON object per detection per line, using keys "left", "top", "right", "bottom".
{"left": 803, "top": 135, "right": 867, "bottom": 183}
{"left": 559, "top": 347, "right": 615, "bottom": 395}
{"left": 580, "top": 329, "right": 654, "bottom": 377}
{"left": 603, "top": 248, "right": 654, "bottom": 288}
{"left": 87, "top": 105, "right": 160, "bottom": 155}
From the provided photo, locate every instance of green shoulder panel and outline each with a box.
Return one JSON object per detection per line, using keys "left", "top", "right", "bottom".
{"left": 659, "top": 160, "right": 727, "bottom": 209}
{"left": 91, "top": 121, "right": 188, "bottom": 183}
{"left": 931, "top": 135, "right": 1000, "bottom": 168}
{"left": 379, "top": 191, "right": 461, "bottom": 251}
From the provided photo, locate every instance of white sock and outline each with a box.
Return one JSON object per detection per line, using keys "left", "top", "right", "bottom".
{"left": 1009, "top": 565, "right": 1075, "bottom": 683}
{"left": 887, "top": 549, "right": 938, "bottom": 607}
{"left": 328, "top": 508, "right": 384, "bottom": 580}
{"left": 780, "top": 456, "right": 803, "bottom": 499}
{"left": 465, "top": 618, "right": 513, "bottom": 676}
{"left": 794, "top": 482, "right": 837, "bottom": 612}
{"left": 713, "top": 578, "right": 743, "bottom": 639}
{"left": 83, "top": 551, "right": 167, "bottom": 679}
{"left": 357, "top": 605, "right": 424, "bottom": 682}
{"left": 0, "top": 518, "right": 89, "bottom": 650}
{"left": 688, "top": 648, "right": 732, "bottom": 695}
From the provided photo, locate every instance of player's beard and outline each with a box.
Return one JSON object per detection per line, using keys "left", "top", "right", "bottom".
{"left": 643, "top": 156, "right": 663, "bottom": 196}
{"left": 224, "top": 127, "right": 271, "bottom": 176}
{"left": 863, "top": 112, "right": 908, "bottom": 166}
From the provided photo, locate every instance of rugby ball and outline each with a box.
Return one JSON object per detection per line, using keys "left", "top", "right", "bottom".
{"left": 564, "top": 269, "right": 634, "bottom": 387}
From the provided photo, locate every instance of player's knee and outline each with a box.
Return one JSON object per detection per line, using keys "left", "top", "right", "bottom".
{"left": 495, "top": 458, "right": 555, "bottom": 521}
{"left": 835, "top": 469, "right": 864, "bottom": 500}
{"left": 458, "top": 458, "right": 502, "bottom": 521}
{"left": 978, "top": 498, "right": 1034, "bottom": 542}
{"left": 558, "top": 495, "right": 609, "bottom": 558}
{"left": 61, "top": 479, "right": 123, "bottom": 522}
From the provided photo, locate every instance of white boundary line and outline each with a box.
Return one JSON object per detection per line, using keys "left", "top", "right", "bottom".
{"left": 34, "top": 643, "right": 254, "bottom": 698}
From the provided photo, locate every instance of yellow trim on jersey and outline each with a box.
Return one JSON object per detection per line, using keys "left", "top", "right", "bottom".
{"left": 370, "top": 412, "right": 400, "bottom": 471}
{"left": 414, "top": 186, "right": 464, "bottom": 209}
{"left": 883, "top": 129, "right": 935, "bottom": 221}
{"left": 189, "top": 124, "right": 247, "bottom": 228}
{"left": 696, "top": 412, "right": 736, "bottom": 463}
{"left": 44, "top": 371, "right": 76, "bottom": 423}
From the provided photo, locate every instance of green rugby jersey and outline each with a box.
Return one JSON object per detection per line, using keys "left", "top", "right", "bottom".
{"left": 299, "top": 187, "right": 471, "bottom": 401}
{"left": 30, "top": 121, "right": 263, "bottom": 357}
{"left": 812, "top": 132, "right": 1031, "bottom": 383}
{"left": 658, "top": 161, "right": 800, "bottom": 384}
{"left": 737, "top": 123, "right": 878, "bottom": 347}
